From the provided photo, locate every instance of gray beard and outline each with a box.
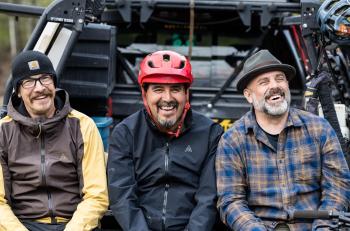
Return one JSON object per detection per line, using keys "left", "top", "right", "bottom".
{"left": 156, "top": 100, "right": 179, "bottom": 129}
{"left": 157, "top": 117, "right": 177, "bottom": 129}
{"left": 252, "top": 90, "right": 291, "bottom": 116}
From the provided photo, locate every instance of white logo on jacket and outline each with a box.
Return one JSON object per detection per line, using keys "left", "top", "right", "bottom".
{"left": 185, "top": 145, "right": 192, "bottom": 153}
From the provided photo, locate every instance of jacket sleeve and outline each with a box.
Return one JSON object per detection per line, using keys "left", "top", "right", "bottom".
{"left": 107, "top": 123, "right": 150, "bottom": 231}
{"left": 312, "top": 121, "right": 350, "bottom": 230}
{"left": 0, "top": 162, "right": 28, "bottom": 231}
{"left": 64, "top": 116, "right": 109, "bottom": 231}
{"left": 216, "top": 130, "right": 267, "bottom": 231}
{"left": 0, "top": 120, "right": 28, "bottom": 231}
{"left": 186, "top": 124, "right": 223, "bottom": 231}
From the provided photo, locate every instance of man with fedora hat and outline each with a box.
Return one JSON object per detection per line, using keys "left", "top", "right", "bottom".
{"left": 0, "top": 50, "right": 108, "bottom": 231}
{"left": 216, "top": 49, "right": 350, "bottom": 230}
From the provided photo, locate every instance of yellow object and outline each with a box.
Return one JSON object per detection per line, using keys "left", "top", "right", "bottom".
{"left": 34, "top": 217, "right": 70, "bottom": 224}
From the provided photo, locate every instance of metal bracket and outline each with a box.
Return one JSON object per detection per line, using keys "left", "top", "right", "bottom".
{"left": 115, "top": 0, "right": 131, "bottom": 23}
{"left": 237, "top": 3, "right": 276, "bottom": 27}
{"left": 140, "top": 0, "right": 155, "bottom": 23}
{"left": 46, "top": 0, "right": 86, "bottom": 28}
{"left": 260, "top": 4, "right": 276, "bottom": 27}
{"left": 300, "top": 0, "right": 320, "bottom": 36}
{"left": 237, "top": 3, "right": 251, "bottom": 27}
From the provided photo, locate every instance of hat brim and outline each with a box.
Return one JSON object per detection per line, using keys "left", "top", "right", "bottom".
{"left": 236, "top": 64, "right": 296, "bottom": 93}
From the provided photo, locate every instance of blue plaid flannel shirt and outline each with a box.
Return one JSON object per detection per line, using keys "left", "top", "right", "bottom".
{"left": 216, "top": 108, "right": 350, "bottom": 231}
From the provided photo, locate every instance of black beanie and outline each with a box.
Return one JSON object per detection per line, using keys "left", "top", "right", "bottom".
{"left": 12, "top": 50, "right": 57, "bottom": 93}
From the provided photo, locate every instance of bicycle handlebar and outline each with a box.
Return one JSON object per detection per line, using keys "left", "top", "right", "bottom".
{"left": 293, "top": 210, "right": 350, "bottom": 221}
{"left": 293, "top": 210, "right": 331, "bottom": 219}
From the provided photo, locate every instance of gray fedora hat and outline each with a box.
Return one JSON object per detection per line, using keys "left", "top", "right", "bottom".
{"left": 236, "top": 49, "right": 296, "bottom": 93}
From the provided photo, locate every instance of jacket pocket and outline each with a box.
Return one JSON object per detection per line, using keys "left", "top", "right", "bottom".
{"left": 145, "top": 212, "right": 162, "bottom": 231}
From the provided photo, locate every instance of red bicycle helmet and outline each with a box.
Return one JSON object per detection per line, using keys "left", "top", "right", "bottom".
{"left": 138, "top": 50, "right": 193, "bottom": 85}
{"left": 317, "top": 0, "right": 350, "bottom": 44}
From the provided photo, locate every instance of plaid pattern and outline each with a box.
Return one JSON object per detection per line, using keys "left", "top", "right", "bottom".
{"left": 216, "top": 108, "right": 350, "bottom": 231}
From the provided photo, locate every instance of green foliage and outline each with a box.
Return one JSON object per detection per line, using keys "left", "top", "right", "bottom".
{"left": 0, "top": 0, "right": 52, "bottom": 86}
{"left": 0, "top": 1, "right": 51, "bottom": 55}
{"left": 0, "top": 15, "right": 10, "bottom": 51}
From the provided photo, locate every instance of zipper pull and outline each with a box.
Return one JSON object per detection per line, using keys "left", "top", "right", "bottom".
{"left": 34, "top": 123, "right": 42, "bottom": 139}
{"left": 166, "top": 142, "right": 169, "bottom": 151}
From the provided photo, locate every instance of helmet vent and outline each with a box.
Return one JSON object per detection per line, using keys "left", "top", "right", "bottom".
{"left": 148, "top": 61, "right": 155, "bottom": 68}
{"left": 163, "top": 54, "right": 170, "bottom": 62}
{"left": 325, "top": 1, "right": 337, "bottom": 11}
{"left": 335, "top": 5, "right": 347, "bottom": 16}
{"left": 178, "top": 60, "right": 185, "bottom": 69}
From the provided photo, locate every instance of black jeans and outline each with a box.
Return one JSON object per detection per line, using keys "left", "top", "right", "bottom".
{"left": 21, "top": 220, "right": 66, "bottom": 231}
{"left": 21, "top": 220, "right": 101, "bottom": 231}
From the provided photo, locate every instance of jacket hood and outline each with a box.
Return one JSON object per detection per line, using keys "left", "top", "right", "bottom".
{"left": 7, "top": 89, "right": 72, "bottom": 136}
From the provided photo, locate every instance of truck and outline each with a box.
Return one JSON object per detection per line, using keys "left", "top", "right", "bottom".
{"left": 0, "top": 0, "right": 350, "bottom": 229}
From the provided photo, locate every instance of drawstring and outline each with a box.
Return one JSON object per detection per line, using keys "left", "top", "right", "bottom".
{"left": 141, "top": 87, "right": 153, "bottom": 120}
{"left": 34, "top": 123, "right": 42, "bottom": 139}
{"left": 166, "top": 102, "right": 190, "bottom": 138}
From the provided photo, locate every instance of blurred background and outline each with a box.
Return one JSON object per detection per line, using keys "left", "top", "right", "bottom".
{"left": 0, "top": 0, "right": 51, "bottom": 102}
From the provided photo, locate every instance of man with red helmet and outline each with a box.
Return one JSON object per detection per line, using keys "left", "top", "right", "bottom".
{"left": 107, "top": 50, "right": 223, "bottom": 231}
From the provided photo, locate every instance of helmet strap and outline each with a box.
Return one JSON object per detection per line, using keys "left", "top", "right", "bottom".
{"left": 166, "top": 101, "right": 190, "bottom": 138}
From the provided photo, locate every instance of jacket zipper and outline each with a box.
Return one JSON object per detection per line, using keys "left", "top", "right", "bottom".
{"left": 162, "top": 142, "right": 170, "bottom": 230}
{"left": 40, "top": 126, "right": 55, "bottom": 223}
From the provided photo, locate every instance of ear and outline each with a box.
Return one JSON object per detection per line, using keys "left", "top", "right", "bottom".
{"left": 243, "top": 88, "right": 253, "bottom": 104}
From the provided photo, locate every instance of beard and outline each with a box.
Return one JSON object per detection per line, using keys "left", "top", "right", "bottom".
{"left": 157, "top": 118, "right": 176, "bottom": 129}
{"left": 156, "top": 100, "right": 179, "bottom": 129}
{"left": 252, "top": 87, "right": 291, "bottom": 116}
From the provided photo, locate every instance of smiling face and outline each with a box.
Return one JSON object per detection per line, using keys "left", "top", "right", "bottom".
{"left": 18, "top": 74, "right": 56, "bottom": 119}
{"left": 145, "top": 83, "right": 188, "bottom": 131}
{"left": 243, "top": 70, "right": 290, "bottom": 117}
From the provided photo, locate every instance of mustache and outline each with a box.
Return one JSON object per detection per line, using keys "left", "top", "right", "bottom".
{"left": 31, "top": 89, "right": 53, "bottom": 100}
{"left": 157, "top": 100, "right": 178, "bottom": 108}
{"left": 264, "top": 87, "right": 285, "bottom": 99}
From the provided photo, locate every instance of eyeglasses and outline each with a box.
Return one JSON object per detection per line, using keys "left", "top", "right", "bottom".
{"left": 21, "top": 75, "right": 54, "bottom": 89}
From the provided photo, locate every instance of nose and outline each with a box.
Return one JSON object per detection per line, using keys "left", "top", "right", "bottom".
{"left": 162, "top": 89, "right": 172, "bottom": 101}
{"left": 33, "top": 79, "right": 46, "bottom": 91}
{"left": 269, "top": 79, "right": 279, "bottom": 88}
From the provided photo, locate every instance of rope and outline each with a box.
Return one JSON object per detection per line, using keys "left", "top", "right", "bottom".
{"left": 188, "top": 0, "right": 195, "bottom": 60}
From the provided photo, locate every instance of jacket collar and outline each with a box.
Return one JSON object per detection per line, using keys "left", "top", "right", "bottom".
{"left": 244, "top": 107, "right": 303, "bottom": 135}
{"left": 7, "top": 89, "right": 72, "bottom": 135}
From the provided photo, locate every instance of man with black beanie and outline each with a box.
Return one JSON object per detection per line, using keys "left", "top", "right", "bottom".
{"left": 0, "top": 50, "right": 108, "bottom": 231}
